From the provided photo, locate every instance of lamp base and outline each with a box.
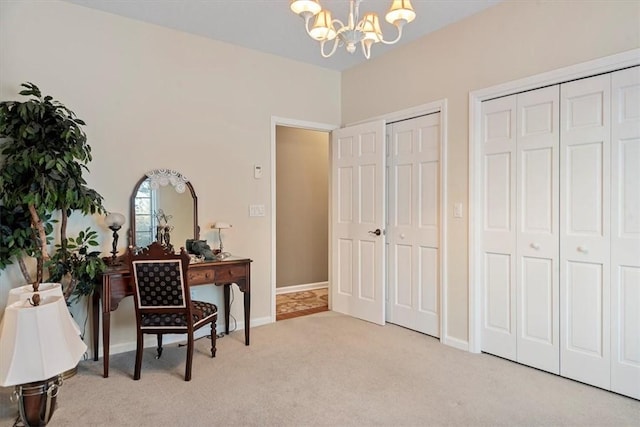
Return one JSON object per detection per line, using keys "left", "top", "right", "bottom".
{"left": 12, "top": 375, "right": 62, "bottom": 427}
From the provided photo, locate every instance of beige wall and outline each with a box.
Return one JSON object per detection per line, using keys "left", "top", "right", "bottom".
{"left": 1, "top": 0, "right": 638, "bottom": 353}
{"left": 275, "top": 127, "right": 329, "bottom": 288}
{"left": 342, "top": 0, "right": 640, "bottom": 343}
{"left": 0, "top": 1, "right": 340, "bottom": 352}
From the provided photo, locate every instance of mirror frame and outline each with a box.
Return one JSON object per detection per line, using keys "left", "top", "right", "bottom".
{"left": 129, "top": 174, "right": 199, "bottom": 249}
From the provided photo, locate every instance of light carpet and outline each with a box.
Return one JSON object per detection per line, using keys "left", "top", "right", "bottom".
{"left": 1, "top": 311, "right": 638, "bottom": 426}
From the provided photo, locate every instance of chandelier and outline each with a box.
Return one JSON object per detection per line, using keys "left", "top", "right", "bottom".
{"left": 290, "top": 0, "right": 416, "bottom": 59}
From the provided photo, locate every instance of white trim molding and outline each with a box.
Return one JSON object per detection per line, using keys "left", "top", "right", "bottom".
{"left": 468, "top": 48, "right": 640, "bottom": 353}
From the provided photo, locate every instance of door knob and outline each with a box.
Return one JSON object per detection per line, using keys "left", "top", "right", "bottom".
{"left": 368, "top": 229, "right": 382, "bottom": 236}
{"left": 530, "top": 243, "right": 540, "bottom": 250}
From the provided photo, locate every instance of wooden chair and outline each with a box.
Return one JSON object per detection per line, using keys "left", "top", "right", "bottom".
{"left": 128, "top": 241, "right": 217, "bottom": 381}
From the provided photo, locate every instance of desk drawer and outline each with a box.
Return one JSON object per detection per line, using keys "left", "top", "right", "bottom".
{"left": 188, "top": 269, "right": 214, "bottom": 285}
{"left": 215, "top": 266, "right": 246, "bottom": 283}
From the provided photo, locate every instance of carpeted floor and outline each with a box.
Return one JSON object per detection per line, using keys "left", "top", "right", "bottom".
{"left": 275, "top": 288, "right": 328, "bottom": 321}
{"left": 1, "top": 311, "right": 639, "bottom": 426}
{"left": 3, "top": 311, "right": 639, "bottom": 426}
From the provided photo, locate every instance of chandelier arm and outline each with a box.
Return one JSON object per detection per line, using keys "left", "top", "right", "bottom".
{"left": 361, "top": 40, "right": 372, "bottom": 59}
{"left": 377, "top": 22, "right": 405, "bottom": 45}
{"left": 320, "top": 38, "right": 341, "bottom": 58}
{"left": 303, "top": 14, "right": 315, "bottom": 38}
{"left": 332, "top": 18, "right": 346, "bottom": 31}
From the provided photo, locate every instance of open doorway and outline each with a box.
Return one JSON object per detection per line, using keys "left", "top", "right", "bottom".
{"left": 275, "top": 125, "right": 330, "bottom": 321}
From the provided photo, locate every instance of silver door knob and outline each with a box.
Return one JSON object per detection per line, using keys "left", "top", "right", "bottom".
{"left": 368, "top": 229, "right": 382, "bottom": 236}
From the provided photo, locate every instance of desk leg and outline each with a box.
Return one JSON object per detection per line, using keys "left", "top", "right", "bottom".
{"left": 223, "top": 284, "right": 231, "bottom": 335}
{"left": 102, "top": 310, "right": 111, "bottom": 378}
{"left": 92, "top": 292, "right": 100, "bottom": 361}
{"left": 244, "top": 290, "right": 250, "bottom": 346}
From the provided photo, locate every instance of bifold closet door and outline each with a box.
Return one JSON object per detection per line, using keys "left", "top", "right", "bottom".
{"left": 560, "top": 74, "right": 611, "bottom": 390}
{"left": 386, "top": 113, "right": 441, "bottom": 337}
{"left": 515, "top": 86, "right": 560, "bottom": 374}
{"left": 481, "top": 95, "right": 517, "bottom": 361}
{"left": 481, "top": 87, "right": 560, "bottom": 373}
{"left": 610, "top": 66, "right": 640, "bottom": 400}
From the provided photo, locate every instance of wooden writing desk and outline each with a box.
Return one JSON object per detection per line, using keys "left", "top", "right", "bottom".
{"left": 93, "top": 257, "right": 252, "bottom": 378}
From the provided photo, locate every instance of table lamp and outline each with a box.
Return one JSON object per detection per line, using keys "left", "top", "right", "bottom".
{"left": 0, "top": 296, "right": 87, "bottom": 426}
{"left": 211, "top": 222, "right": 232, "bottom": 254}
{"left": 105, "top": 212, "right": 126, "bottom": 265}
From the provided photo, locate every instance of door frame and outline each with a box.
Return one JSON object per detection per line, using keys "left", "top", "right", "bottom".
{"left": 468, "top": 48, "right": 640, "bottom": 353}
{"left": 270, "top": 117, "right": 338, "bottom": 323}
{"left": 348, "top": 99, "right": 450, "bottom": 346}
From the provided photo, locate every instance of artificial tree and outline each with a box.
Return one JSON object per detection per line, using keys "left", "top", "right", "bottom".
{"left": 0, "top": 82, "right": 106, "bottom": 299}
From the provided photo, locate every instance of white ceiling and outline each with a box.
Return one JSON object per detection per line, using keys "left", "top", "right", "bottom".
{"left": 63, "top": 0, "right": 501, "bottom": 71}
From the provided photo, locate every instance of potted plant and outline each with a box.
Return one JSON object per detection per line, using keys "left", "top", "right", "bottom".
{"left": 0, "top": 82, "right": 106, "bottom": 300}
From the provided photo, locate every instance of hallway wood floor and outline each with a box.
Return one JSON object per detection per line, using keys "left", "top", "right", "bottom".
{"left": 276, "top": 288, "right": 328, "bottom": 321}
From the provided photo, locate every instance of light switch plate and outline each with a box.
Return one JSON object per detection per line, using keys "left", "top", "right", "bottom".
{"left": 254, "top": 164, "right": 263, "bottom": 179}
{"left": 453, "top": 202, "right": 463, "bottom": 218}
{"left": 249, "top": 204, "right": 265, "bottom": 217}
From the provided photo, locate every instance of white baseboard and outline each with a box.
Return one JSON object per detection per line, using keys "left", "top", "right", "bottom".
{"left": 95, "top": 315, "right": 274, "bottom": 358}
{"left": 442, "top": 335, "right": 469, "bottom": 352}
{"left": 276, "top": 281, "right": 328, "bottom": 295}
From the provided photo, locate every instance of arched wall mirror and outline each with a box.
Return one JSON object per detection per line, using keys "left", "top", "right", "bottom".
{"left": 129, "top": 169, "right": 199, "bottom": 250}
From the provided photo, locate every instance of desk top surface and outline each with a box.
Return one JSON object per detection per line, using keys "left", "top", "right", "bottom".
{"left": 104, "top": 256, "right": 252, "bottom": 275}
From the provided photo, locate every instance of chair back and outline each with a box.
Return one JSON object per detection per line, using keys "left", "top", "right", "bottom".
{"left": 128, "top": 242, "right": 192, "bottom": 313}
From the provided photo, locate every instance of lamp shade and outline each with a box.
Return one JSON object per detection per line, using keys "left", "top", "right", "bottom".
{"left": 105, "top": 212, "right": 126, "bottom": 228}
{"left": 7, "top": 283, "right": 81, "bottom": 335}
{"left": 385, "top": 0, "right": 416, "bottom": 25}
{"left": 0, "top": 296, "right": 87, "bottom": 387}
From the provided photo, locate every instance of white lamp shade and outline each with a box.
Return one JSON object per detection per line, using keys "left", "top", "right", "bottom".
{"left": 105, "top": 212, "right": 126, "bottom": 228}
{"left": 7, "top": 283, "right": 82, "bottom": 335}
{"left": 0, "top": 296, "right": 87, "bottom": 387}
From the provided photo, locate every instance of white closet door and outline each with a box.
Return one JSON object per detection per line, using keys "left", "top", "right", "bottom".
{"left": 611, "top": 66, "right": 640, "bottom": 400}
{"left": 386, "top": 113, "right": 441, "bottom": 337}
{"left": 560, "top": 74, "right": 611, "bottom": 389}
{"left": 516, "top": 86, "right": 560, "bottom": 374}
{"left": 481, "top": 95, "right": 517, "bottom": 360}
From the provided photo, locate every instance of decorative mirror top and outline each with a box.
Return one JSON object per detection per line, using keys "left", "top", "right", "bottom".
{"left": 145, "top": 169, "right": 189, "bottom": 193}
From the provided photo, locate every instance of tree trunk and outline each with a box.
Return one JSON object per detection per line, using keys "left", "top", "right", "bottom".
{"left": 17, "top": 256, "right": 33, "bottom": 286}
{"left": 60, "top": 209, "right": 68, "bottom": 254}
{"left": 28, "top": 203, "right": 49, "bottom": 287}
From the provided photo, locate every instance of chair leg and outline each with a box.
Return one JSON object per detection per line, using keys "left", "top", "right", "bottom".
{"left": 210, "top": 317, "right": 217, "bottom": 358}
{"left": 156, "top": 334, "right": 163, "bottom": 359}
{"left": 134, "top": 331, "right": 144, "bottom": 380}
{"left": 185, "top": 333, "right": 194, "bottom": 381}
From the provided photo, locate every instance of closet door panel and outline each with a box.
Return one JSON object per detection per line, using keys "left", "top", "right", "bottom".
{"left": 560, "top": 74, "right": 611, "bottom": 389}
{"left": 516, "top": 86, "right": 560, "bottom": 374}
{"left": 481, "top": 96, "right": 517, "bottom": 360}
{"left": 386, "top": 114, "right": 441, "bottom": 337}
{"left": 611, "top": 66, "right": 640, "bottom": 399}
